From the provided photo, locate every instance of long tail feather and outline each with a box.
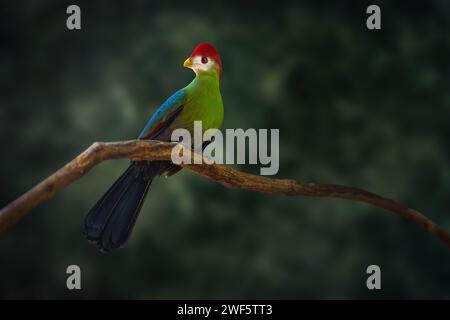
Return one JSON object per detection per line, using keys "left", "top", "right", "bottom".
{"left": 83, "top": 161, "right": 168, "bottom": 252}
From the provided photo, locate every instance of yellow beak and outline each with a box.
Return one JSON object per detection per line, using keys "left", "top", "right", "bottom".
{"left": 183, "top": 58, "right": 192, "bottom": 68}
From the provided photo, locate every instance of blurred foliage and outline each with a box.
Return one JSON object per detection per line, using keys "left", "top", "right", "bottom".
{"left": 1, "top": 0, "right": 450, "bottom": 298}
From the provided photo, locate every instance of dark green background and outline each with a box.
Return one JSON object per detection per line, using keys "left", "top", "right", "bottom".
{"left": 1, "top": 0, "right": 449, "bottom": 298}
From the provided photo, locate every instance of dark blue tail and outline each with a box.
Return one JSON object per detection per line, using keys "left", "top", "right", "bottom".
{"left": 83, "top": 161, "right": 167, "bottom": 252}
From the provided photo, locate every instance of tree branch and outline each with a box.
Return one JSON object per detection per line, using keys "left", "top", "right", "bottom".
{"left": 1, "top": 140, "right": 449, "bottom": 249}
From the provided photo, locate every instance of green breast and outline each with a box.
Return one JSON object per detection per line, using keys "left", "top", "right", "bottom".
{"left": 175, "top": 73, "right": 224, "bottom": 133}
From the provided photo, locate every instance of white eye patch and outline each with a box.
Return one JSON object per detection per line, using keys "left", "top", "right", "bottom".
{"left": 192, "top": 55, "right": 215, "bottom": 72}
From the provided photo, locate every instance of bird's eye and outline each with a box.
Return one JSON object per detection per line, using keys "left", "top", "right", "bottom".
{"left": 201, "top": 57, "right": 208, "bottom": 64}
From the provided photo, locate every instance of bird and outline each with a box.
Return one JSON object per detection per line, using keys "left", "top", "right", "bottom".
{"left": 83, "top": 43, "right": 224, "bottom": 252}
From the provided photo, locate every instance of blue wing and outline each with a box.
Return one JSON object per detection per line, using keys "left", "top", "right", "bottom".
{"left": 138, "top": 89, "right": 186, "bottom": 140}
